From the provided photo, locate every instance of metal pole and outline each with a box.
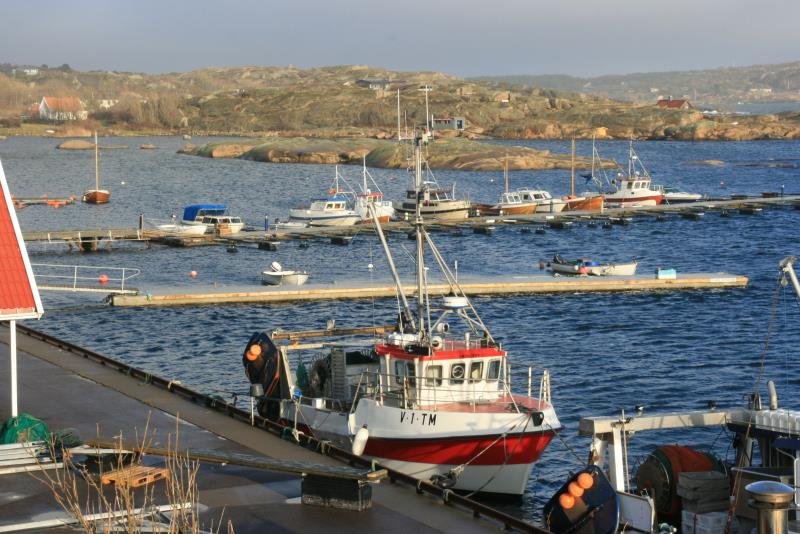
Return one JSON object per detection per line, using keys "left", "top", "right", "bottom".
{"left": 10, "top": 320, "right": 17, "bottom": 417}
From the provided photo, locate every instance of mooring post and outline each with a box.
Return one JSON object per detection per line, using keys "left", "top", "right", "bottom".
{"left": 138, "top": 213, "right": 144, "bottom": 230}
{"left": 746, "top": 480, "right": 794, "bottom": 534}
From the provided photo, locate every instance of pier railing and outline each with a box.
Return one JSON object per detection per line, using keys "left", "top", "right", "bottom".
{"left": 31, "top": 263, "right": 141, "bottom": 294}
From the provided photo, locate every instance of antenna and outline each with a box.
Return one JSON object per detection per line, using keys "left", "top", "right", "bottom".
{"left": 419, "top": 84, "right": 433, "bottom": 129}
{"left": 396, "top": 89, "right": 401, "bottom": 141}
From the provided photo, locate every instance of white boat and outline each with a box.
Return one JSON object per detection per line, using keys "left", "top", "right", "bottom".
{"left": 261, "top": 262, "right": 309, "bottom": 286}
{"left": 596, "top": 141, "right": 664, "bottom": 208}
{"left": 353, "top": 160, "right": 395, "bottom": 223}
{"left": 660, "top": 186, "right": 703, "bottom": 204}
{"left": 394, "top": 148, "right": 470, "bottom": 221}
{"left": 518, "top": 189, "right": 568, "bottom": 213}
{"left": 488, "top": 161, "right": 538, "bottom": 215}
{"left": 289, "top": 168, "right": 361, "bottom": 227}
{"left": 182, "top": 204, "right": 244, "bottom": 235}
{"left": 242, "top": 129, "right": 560, "bottom": 496}
{"left": 153, "top": 221, "right": 208, "bottom": 237}
{"left": 545, "top": 254, "right": 638, "bottom": 276}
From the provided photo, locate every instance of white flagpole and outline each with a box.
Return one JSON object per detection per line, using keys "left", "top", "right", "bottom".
{"left": 10, "top": 320, "right": 17, "bottom": 417}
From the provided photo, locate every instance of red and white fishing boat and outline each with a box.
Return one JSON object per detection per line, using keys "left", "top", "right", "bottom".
{"left": 601, "top": 141, "right": 664, "bottom": 208}
{"left": 242, "top": 130, "right": 560, "bottom": 496}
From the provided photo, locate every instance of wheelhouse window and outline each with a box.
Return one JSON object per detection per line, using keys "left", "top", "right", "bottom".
{"left": 394, "top": 360, "right": 405, "bottom": 384}
{"left": 406, "top": 362, "right": 416, "bottom": 386}
{"left": 626, "top": 181, "right": 634, "bottom": 190}
{"left": 425, "top": 365, "right": 443, "bottom": 386}
{"left": 487, "top": 360, "right": 501, "bottom": 380}
{"left": 469, "top": 361, "right": 483, "bottom": 382}
{"left": 450, "top": 363, "right": 465, "bottom": 384}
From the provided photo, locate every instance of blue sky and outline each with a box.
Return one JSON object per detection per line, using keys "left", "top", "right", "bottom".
{"left": 3, "top": 0, "right": 799, "bottom": 77}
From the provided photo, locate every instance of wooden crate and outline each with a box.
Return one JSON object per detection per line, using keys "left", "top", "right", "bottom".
{"left": 101, "top": 465, "right": 170, "bottom": 488}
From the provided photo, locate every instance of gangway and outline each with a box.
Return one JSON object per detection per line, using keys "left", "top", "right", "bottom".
{"left": 31, "top": 263, "right": 140, "bottom": 295}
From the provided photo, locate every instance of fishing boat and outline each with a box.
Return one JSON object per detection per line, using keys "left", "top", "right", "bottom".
{"left": 353, "top": 160, "right": 395, "bottom": 223}
{"left": 81, "top": 132, "right": 110, "bottom": 204}
{"left": 261, "top": 261, "right": 309, "bottom": 286}
{"left": 242, "top": 130, "right": 560, "bottom": 496}
{"left": 181, "top": 204, "right": 244, "bottom": 235}
{"left": 394, "top": 149, "right": 470, "bottom": 220}
{"left": 518, "top": 189, "right": 568, "bottom": 214}
{"left": 567, "top": 256, "right": 800, "bottom": 532}
{"left": 289, "top": 168, "right": 361, "bottom": 227}
{"left": 563, "top": 139, "right": 604, "bottom": 212}
{"left": 488, "top": 159, "right": 538, "bottom": 215}
{"left": 545, "top": 254, "right": 638, "bottom": 276}
{"left": 600, "top": 141, "right": 664, "bottom": 208}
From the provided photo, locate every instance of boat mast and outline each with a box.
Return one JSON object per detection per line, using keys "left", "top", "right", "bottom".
{"left": 413, "top": 133, "right": 426, "bottom": 339}
{"left": 570, "top": 138, "right": 575, "bottom": 197}
{"left": 504, "top": 156, "right": 509, "bottom": 194}
{"left": 94, "top": 131, "right": 99, "bottom": 190}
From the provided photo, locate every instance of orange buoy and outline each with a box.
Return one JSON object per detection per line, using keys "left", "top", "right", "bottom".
{"left": 568, "top": 481, "right": 584, "bottom": 498}
{"left": 98, "top": 274, "right": 109, "bottom": 285}
{"left": 246, "top": 344, "right": 262, "bottom": 361}
{"left": 558, "top": 492, "right": 575, "bottom": 510}
{"left": 189, "top": 270, "right": 198, "bottom": 278}
{"left": 577, "top": 472, "right": 594, "bottom": 489}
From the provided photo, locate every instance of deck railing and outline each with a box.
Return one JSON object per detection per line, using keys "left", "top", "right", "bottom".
{"left": 31, "top": 263, "right": 141, "bottom": 293}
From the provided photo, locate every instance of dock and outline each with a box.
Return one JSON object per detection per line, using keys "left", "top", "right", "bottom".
{"left": 0, "top": 325, "right": 541, "bottom": 532}
{"left": 19, "top": 194, "right": 800, "bottom": 253}
{"left": 110, "top": 272, "right": 748, "bottom": 307}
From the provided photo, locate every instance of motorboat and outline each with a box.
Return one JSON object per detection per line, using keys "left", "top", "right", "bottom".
{"left": 562, "top": 139, "right": 603, "bottom": 212}
{"left": 81, "top": 132, "right": 110, "bottom": 204}
{"left": 545, "top": 254, "right": 638, "bottom": 276}
{"left": 518, "top": 189, "right": 568, "bottom": 213}
{"left": 353, "top": 160, "right": 395, "bottom": 223}
{"left": 261, "top": 261, "right": 309, "bottom": 286}
{"left": 598, "top": 141, "right": 664, "bottom": 208}
{"left": 488, "top": 160, "right": 537, "bottom": 215}
{"left": 289, "top": 168, "right": 361, "bottom": 227}
{"left": 660, "top": 186, "right": 703, "bottom": 204}
{"left": 394, "top": 148, "right": 470, "bottom": 221}
{"left": 182, "top": 204, "right": 244, "bottom": 235}
{"left": 242, "top": 129, "right": 560, "bottom": 496}
{"left": 152, "top": 220, "right": 208, "bottom": 237}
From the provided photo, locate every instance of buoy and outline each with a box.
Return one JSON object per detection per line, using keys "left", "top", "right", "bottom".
{"left": 98, "top": 274, "right": 109, "bottom": 285}
{"left": 189, "top": 270, "right": 198, "bottom": 278}
{"left": 351, "top": 426, "right": 369, "bottom": 456}
{"left": 577, "top": 472, "right": 594, "bottom": 489}
{"left": 246, "top": 344, "right": 262, "bottom": 361}
{"left": 568, "top": 481, "right": 584, "bottom": 498}
{"left": 558, "top": 492, "right": 575, "bottom": 510}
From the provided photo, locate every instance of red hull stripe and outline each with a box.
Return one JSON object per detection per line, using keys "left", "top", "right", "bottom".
{"left": 364, "top": 431, "right": 555, "bottom": 466}
{"left": 376, "top": 343, "right": 505, "bottom": 361}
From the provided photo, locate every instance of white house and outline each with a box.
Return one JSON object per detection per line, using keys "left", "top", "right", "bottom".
{"left": 39, "top": 97, "right": 88, "bottom": 121}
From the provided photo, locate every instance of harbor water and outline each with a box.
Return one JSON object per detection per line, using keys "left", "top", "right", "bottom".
{"left": 2, "top": 135, "right": 800, "bottom": 521}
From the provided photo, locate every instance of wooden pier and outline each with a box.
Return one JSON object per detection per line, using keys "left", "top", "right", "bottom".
{"left": 110, "top": 272, "right": 748, "bottom": 307}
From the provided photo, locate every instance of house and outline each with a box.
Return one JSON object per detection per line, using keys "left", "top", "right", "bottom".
{"left": 656, "top": 97, "right": 692, "bottom": 110}
{"left": 431, "top": 116, "right": 466, "bottom": 131}
{"left": 356, "top": 79, "right": 392, "bottom": 91}
{"left": 39, "top": 96, "right": 88, "bottom": 121}
{"left": 97, "top": 99, "right": 119, "bottom": 110}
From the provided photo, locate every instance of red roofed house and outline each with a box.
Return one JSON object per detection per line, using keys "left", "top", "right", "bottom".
{"left": 39, "top": 96, "right": 88, "bottom": 121}
{"left": 656, "top": 97, "right": 692, "bottom": 110}
{"left": 0, "top": 158, "right": 44, "bottom": 417}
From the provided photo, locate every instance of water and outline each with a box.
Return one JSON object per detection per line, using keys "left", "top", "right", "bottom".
{"left": 2, "top": 136, "right": 800, "bottom": 522}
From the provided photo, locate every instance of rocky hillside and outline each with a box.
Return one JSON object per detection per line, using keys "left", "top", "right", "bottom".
{"left": 2, "top": 63, "right": 800, "bottom": 141}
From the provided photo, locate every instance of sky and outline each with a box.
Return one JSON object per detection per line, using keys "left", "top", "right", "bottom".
{"left": 3, "top": 0, "right": 799, "bottom": 78}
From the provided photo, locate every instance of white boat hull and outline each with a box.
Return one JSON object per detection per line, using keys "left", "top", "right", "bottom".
{"left": 534, "top": 199, "right": 567, "bottom": 213}
{"left": 156, "top": 223, "right": 208, "bottom": 236}
{"left": 549, "top": 260, "right": 638, "bottom": 276}
{"left": 261, "top": 271, "right": 309, "bottom": 286}
{"left": 396, "top": 201, "right": 471, "bottom": 221}
{"left": 289, "top": 210, "right": 360, "bottom": 226}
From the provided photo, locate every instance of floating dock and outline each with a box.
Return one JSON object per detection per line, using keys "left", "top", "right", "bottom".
{"left": 110, "top": 272, "right": 748, "bottom": 307}
{"left": 0, "top": 325, "right": 539, "bottom": 532}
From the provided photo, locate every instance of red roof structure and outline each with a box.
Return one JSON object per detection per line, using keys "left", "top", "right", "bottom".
{"left": 41, "top": 96, "right": 83, "bottom": 113}
{"left": 0, "top": 160, "right": 42, "bottom": 320}
{"left": 656, "top": 98, "right": 691, "bottom": 109}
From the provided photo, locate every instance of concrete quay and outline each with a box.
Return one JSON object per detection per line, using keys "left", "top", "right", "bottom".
{"left": 0, "top": 324, "right": 541, "bottom": 533}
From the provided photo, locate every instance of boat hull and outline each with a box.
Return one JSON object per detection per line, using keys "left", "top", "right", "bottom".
{"left": 289, "top": 210, "right": 360, "bottom": 227}
{"left": 586, "top": 261, "right": 638, "bottom": 276}
{"left": 490, "top": 203, "right": 538, "bottom": 216}
{"left": 563, "top": 195, "right": 604, "bottom": 212}
{"left": 396, "top": 201, "right": 471, "bottom": 221}
{"left": 261, "top": 271, "right": 309, "bottom": 286}
{"left": 603, "top": 193, "right": 663, "bottom": 208}
{"left": 156, "top": 223, "right": 208, "bottom": 236}
{"left": 82, "top": 189, "right": 110, "bottom": 204}
{"left": 534, "top": 200, "right": 567, "bottom": 213}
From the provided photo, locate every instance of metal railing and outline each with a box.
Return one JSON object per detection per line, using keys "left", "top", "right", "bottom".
{"left": 31, "top": 263, "right": 141, "bottom": 293}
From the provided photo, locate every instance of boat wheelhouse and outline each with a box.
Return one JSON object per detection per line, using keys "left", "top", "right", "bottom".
{"left": 518, "top": 189, "right": 568, "bottom": 213}
{"left": 182, "top": 204, "right": 244, "bottom": 235}
{"left": 395, "top": 181, "right": 471, "bottom": 221}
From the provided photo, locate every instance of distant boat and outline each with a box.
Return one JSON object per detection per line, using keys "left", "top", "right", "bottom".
{"left": 661, "top": 186, "right": 703, "bottom": 204}
{"left": 488, "top": 159, "right": 538, "bottom": 215}
{"left": 518, "top": 189, "right": 568, "bottom": 213}
{"left": 563, "top": 139, "right": 604, "bottom": 212}
{"left": 289, "top": 168, "right": 362, "bottom": 227}
{"left": 182, "top": 204, "right": 244, "bottom": 235}
{"left": 81, "top": 132, "right": 110, "bottom": 204}
{"left": 394, "top": 151, "right": 471, "bottom": 221}
{"left": 261, "top": 261, "right": 309, "bottom": 286}
{"left": 598, "top": 141, "right": 664, "bottom": 208}
{"left": 545, "top": 254, "right": 638, "bottom": 276}
{"left": 353, "top": 160, "right": 395, "bottom": 223}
